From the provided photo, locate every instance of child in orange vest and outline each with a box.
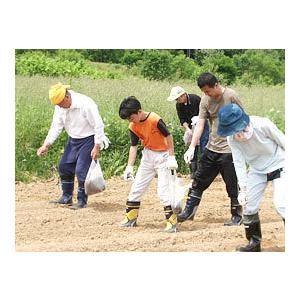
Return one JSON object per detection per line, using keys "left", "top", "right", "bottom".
{"left": 119, "top": 96, "right": 178, "bottom": 233}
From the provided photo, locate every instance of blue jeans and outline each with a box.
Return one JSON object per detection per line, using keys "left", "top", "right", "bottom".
{"left": 191, "top": 119, "right": 209, "bottom": 163}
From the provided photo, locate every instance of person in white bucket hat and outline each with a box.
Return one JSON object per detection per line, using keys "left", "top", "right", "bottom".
{"left": 167, "top": 86, "right": 209, "bottom": 179}
{"left": 167, "top": 86, "right": 186, "bottom": 102}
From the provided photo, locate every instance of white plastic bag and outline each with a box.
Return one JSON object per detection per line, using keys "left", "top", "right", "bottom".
{"left": 191, "top": 116, "right": 199, "bottom": 127}
{"left": 183, "top": 116, "right": 200, "bottom": 146}
{"left": 84, "top": 160, "right": 106, "bottom": 195}
{"left": 168, "top": 170, "right": 189, "bottom": 214}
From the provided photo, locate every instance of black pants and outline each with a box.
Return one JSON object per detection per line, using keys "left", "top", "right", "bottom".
{"left": 192, "top": 149, "right": 238, "bottom": 199}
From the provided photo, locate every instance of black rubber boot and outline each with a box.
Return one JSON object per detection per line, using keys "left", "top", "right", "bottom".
{"left": 70, "top": 181, "right": 88, "bottom": 210}
{"left": 49, "top": 175, "right": 74, "bottom": 205}
{"left": 224, "top": 198, "right": 243, "bottom": 226}
{"left": 239, "top": 214, "right": 262, "bottom": 252}
{"left": 177, "top": 189, "right": 202, "bottom": 222}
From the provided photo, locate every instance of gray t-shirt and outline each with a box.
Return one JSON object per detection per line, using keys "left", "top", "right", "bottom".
{"left": 199, "top": 87, "right": 243, "bottom": 153}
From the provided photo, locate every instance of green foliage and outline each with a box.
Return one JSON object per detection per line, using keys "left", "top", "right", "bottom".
{"left": 195, "top": 50, "right": 238, "bottom": 85}
{"left": 121, "top": 50, "right": 145, "bottom": 67}
{"left": 15, "top": 49, "right": 285, "bottom": 86}
{"left": 16, "top": 51, "right": 83, "bottom": 77}
{"left": 15, "top": 51, "right": 123, "bottom": 79}
{"left": 171, "top": 53, "right": 202, "bottom": 81}
{"left": 80, "top": 49, "right": 126, "bottom": 63}
{"left": 141, "top": 50, "right": 174, "bottom": 80}
{"left": 16, "top": 76, "right": 284, "bottom": 182}
{"left": 194, "top": 49, "right": 223, "bottom": 65}
{"left": 206, "top": 54, "right": 237, "bottom": 84}
{"left": 15, "top": 49, "right": 57, "bottom": 56}
{"left": 266, "top": 108, "right": 285, "bottom": 133}
{"left": 56, "top": 49, "right": 85, "bottom": 62}
{"left": 15, "top": 94, "right": 68, "bottom": 182}
{"left": 123, "top": 50, "right": 201, "bottom": 81}
{"left": 233, "top": 50, "right": 285, "bottom": 86}
{"left": 194, "top": 49, "right": 285, "bottom": 86}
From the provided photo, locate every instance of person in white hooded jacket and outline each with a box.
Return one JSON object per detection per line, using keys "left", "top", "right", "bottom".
{"left": 218, "top": 103, "right": 285, "bottom": 252}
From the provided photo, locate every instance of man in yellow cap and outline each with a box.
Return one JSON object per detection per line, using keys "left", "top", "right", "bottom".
{"left": 37, "top": 83, "right": 110, "bottom": 209}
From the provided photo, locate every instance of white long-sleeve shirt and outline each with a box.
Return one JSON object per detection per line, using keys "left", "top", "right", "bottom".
{"left": 45, "top": 90, "right": 106, "bottom": 145}
{"left": 227, "top": 116, "right": 285, "bottom": 187}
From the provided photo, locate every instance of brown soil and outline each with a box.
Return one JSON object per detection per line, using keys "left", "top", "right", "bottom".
{"left": 15, "top": 175, "right": 285, "bottom": 252}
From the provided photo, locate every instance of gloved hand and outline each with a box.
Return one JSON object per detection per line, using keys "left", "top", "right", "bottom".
{"left": 166, "top": 155, "right": 178, "bottom": 170}
{"left": 100, "top": 136, "right": 110, "bottom": 150}
{"left": 184, "top": 146, "right": 195, "bottom": 164}
{"left": 238, "top": 191, "right": 247, "bottom": 206}
{"left": 123, "top": 166, "right": 134, "bottom": 181}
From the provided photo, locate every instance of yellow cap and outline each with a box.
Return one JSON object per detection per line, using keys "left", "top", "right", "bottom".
{"left": 49, "top": 83, "right": 70, "bottom": 105}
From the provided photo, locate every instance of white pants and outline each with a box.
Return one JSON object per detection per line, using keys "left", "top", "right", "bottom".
{"left": 128, "top": 149, "right": 171, "bottom": 206}
{"left": 244, "top": 168, "right": 285, "bottom": 219}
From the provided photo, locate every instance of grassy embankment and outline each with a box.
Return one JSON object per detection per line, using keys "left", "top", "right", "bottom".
{"left": 16, "top": 75, "right": 284, "bottom": 182}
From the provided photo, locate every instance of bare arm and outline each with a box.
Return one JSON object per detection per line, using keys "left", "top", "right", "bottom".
{"left": 166, "top": 135, "right": 175, "bottom": 156}
{"left": 190, "top": 118, "right": 206, "bottom": 148}
{"left": 182, "top": 122, "right": 191, "bottom": 131}
{"left": 127, "top": 145, "right": 138, "bottom": 166}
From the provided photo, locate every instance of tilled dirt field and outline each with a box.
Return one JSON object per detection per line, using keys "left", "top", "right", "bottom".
{"left": 15, "top": 175, "right": 285, "bottom": 252}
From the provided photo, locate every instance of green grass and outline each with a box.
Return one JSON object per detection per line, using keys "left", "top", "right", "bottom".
{"left": 15, "top": 75, "right": 285, "bottom": 182}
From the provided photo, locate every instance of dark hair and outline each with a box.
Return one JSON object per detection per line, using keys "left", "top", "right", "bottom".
{"left": 119, "top": 96, "right": 142, "bottom": 119}
{"left": 197, "top": 72, "right": 219, "bottom": 88}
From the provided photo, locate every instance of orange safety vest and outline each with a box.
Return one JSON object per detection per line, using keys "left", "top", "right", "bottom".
{"left": 129, "top": 112, "right": 168, "bottom": 151}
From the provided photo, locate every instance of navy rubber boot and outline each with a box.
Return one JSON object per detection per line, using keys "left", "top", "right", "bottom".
{"left": 70, "top": 181, "right": 88, "bottom": 210}
{"left": 49, "top": 175, "right": 74, "bottom": 205}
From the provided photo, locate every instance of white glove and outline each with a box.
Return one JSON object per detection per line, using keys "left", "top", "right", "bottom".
{"left": 238, "top": 191, "right": 247, "bottom": 206}
{"left": 100, "top": 136, "right": 110, "bottom": 150}
{"left": 123, "top": 165, "right": 134, "bottom": 181}
{"left": 191, "top": 116, "right": 199, "bottom": 126}
{"left": 166, "top": 155, "right": 178, "bottom": 170}
{"left": 184, "top": 146, "right": 195, "bottom": 164}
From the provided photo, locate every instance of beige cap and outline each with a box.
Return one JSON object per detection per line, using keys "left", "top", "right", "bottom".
{"left": 167, "top": 86, "right": 186, "bottom": 101}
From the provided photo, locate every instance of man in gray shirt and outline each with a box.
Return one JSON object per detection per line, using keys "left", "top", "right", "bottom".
{"left": 181, "top": 73, "right": 243, "bottom": 226}
{"left": 218, "top": 103, "right": 285, "bottom": 252}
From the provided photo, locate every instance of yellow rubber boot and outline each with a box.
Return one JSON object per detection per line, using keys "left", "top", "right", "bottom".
{"left": 120, "top": 201, "right": 140, "bottom": 227}
{"left": 163, "top": 205, "right": 177, "bottom": 233}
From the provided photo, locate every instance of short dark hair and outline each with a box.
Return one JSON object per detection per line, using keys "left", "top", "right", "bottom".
{"left": 197, "top": 72, "right": 219, "bottom": 88}
{"left": 119, "top": 96, "right": 142, "bottom": 119}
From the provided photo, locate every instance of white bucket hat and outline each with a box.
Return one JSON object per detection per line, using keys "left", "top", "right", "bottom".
{"left": 167, "top": 86, "right": 186, "bottom": 102}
